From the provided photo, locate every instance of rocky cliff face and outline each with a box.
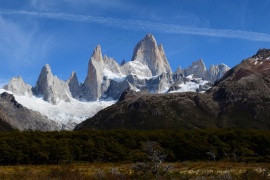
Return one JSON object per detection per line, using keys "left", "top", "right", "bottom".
{"left": 183, "top": 59, "right": 230, "bottom": 83}
{"left": 83, "top": 45, "right": 105, "bottom": 101}
{"left": 207, "top": 64, "right": 230, "bottom": 83}
{"left": 66, "top": 71, "right": 82, "bottom": 99}
{"left": 0, "top": 107, "right": 16, "bottom": 132}
{"left": 75, "top": 49, "right": 270, "bottom": 130}
{"left": 4, "top": 77, "right": 33, "bottom": 97}
{"left": 33, "top": 64, "right": 72, "bottom": 105}
{"left": 184, "top": 59, "right": 207, "bottom": 78}
{"left": 131, "top": 34, "right": 172, "bottom": 76}
{"left": 0, "top": 92, "right": 58, "bottom": 131}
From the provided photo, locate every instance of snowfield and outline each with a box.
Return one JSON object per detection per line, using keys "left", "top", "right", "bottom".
{"left": 169, "top": 75, "right": 209, "bottom": 93}
{"left": 0, "top": 89, "right": 115, "bottom": 130}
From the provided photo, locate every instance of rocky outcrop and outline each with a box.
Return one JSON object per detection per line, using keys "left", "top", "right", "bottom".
{"left": 131, "top": 33, "right": 172, "bottom": 76}
{"left": 83, "top": 45, "right": 105, "bottom": 101}
{"left": 103, "top": 55, "right": 122, "bottom": 75}
{"left": 184, "top": 59, "right": 207, "bottom": 78}
{"left": 0, "top": 92, "right": 58, "bottom": 131}
{"left": 207, "top": 64, "right": 230, "bottom": 83}
{"left": 75, "top": 49, "right": 270, "bottom": 130}
{"left": 33, "top": 64, "right": 72, "bottom": 105}
{"left": 66, "top": 71, "right": 82, "bottom": 99}
{"left": 4, "top": 77, "right": 33, "bottom": 97}
{"left": 0, "top": 112, "right": 15, "bottom": 131}
{"left": 183, "top": 59, "right": 230, "bottom": 83}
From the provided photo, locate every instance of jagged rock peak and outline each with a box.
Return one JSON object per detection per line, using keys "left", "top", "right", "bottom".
{"left": 256, "top": 48, "right": 270, "bottom": 55}
{"left": 253, "top": 48, "right": 270, "bottom": 59}
{"left": 3, "top": 76, "right": 33, "bottom": 97}
{"left": 69, "top": 71, "right": 76, "bottom": 78}
{"left": 144, "top": 33, "right": 156, "bottom": 42}
{"left": 197, "top": 59, "right": 207, "bottom": 70}
{"left": 34, "top": 64, "right": 71, "bottom": 105}
{"left": 184, "top": 59, "right": 207, "bottom": 78}
{"left": 67, "top": 71, "right": 79, "bottom": 84}
{"left": 92, "top": 45, "right": 103, "bottom": 62}
{"left": 44, "top": 64, "right": 52, "bottom": 71}
{"left": 131, "top": 33, "right": 172, "bottom": 76}
{"left": 67, "top": 71, "right": 82, "bottom": 99}
{"left": 174, "top": 66, "right": 183, "bottom": 74}
{"left": 39, "top": 64, "right": 53, "bottom": 76}
{"left": 83, "top": 45, "right": 105, "bottom": 101}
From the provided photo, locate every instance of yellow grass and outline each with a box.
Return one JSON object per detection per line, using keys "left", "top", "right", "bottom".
{"left": 0, "top": 162, "right": 269, "bottom": 179}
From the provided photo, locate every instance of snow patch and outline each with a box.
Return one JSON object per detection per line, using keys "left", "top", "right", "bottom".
{"left": 133, "top": 74, "right": 159, "bottom": 80}
{"left": 186, "top": 74, "right": 194, "bottom": 80}
{"left": 193, "top": 65, "right": 198, "bottom": 69}
{"left": 0, "top": 89, "right": 115, "bottom": 130}
{"left": 129, "top": 61, "right": 150, "bottom": 70}
{"left": 103, "top": 68, "right": 126, "bottom": 82}
{"left": 169, "top": 77, "right": 209, "bottom": 94}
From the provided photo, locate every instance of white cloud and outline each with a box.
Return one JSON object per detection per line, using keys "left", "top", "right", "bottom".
{"left": 1, "top": 9, "right": 270, "bottom": 42}
{"left": 28, "top": 0, "right": 130, "bottom": 12}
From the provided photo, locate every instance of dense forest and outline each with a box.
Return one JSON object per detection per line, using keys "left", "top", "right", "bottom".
{"left": 0, "top": 129, "right": 269, "bottom": 165}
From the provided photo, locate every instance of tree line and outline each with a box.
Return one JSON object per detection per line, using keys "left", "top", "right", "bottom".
{"left": 0, "top": 129, "right": 269, "bottom": 165}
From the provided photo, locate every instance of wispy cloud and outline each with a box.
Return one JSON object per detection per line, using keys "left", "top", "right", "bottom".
{"left": 28, "top": 0, "right": 131, "bottom": 12}
{"left": 1, "top": 9, "right": 270, "bottom": 42}
{"left": 0, "top": 15, "right": 53, "bottom": 68}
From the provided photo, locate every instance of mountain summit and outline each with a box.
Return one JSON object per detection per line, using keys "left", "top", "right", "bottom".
{"left": 131, "top": 33, "right": 172, "bottom": 76}
{"left": 33, "top": 64, "right": 72, "bottom": 105}
{"left": 83, "top": 45, "right": 105, "bottom": 101}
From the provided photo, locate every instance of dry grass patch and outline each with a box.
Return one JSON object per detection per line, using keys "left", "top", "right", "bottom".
{"left": 0, "top": 162, "right": 269, "bottom": 179}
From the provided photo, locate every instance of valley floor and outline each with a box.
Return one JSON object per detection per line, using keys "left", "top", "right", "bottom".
{"left": 0, "top": 162, "right": 269, "bottom": 179}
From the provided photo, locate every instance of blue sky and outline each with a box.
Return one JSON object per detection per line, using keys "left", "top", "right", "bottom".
{"left": 1, "top": 0, "right": 270, "bottom": 86}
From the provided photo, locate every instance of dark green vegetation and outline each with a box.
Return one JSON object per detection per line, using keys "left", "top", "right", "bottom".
{"left": 0, "top": 129, "right": 269, "bottom": 165}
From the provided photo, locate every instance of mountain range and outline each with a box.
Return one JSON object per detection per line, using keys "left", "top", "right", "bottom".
{"left": 0, "top": 33, "right": 230, "bottom": 131}
{"left": 75, "top": 48, "right": 270, "bottom": 130}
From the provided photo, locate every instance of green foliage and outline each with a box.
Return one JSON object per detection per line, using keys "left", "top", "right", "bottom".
{"left": 0, "top": 129, "right": 269, "bottom": 165}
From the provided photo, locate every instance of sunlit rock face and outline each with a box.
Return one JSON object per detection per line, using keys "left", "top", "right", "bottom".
{"left": 131, "top": 33, "right": 172, "bottom": 76}
{"left": 33, "top": 64, "right": 71, "bottom": 105}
